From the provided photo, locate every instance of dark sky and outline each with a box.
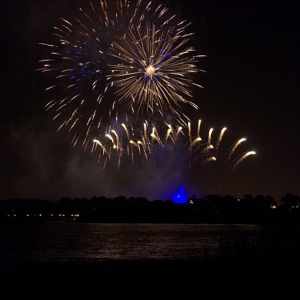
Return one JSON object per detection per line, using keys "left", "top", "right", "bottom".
{"left": 1, "top": 0, "right": 299, "bottom": 201}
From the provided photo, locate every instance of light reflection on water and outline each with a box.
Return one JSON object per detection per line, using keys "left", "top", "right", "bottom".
{"left": 0, "top": 222, "right": 265, "bottom": 263}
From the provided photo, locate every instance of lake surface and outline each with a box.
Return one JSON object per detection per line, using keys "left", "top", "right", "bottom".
{"left": 0, "top": 222, "right": 265, "bottom": 263}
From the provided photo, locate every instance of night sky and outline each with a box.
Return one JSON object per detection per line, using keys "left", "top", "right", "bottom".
{"left": 1, "top": 0, "right": 299, "bottom": 201}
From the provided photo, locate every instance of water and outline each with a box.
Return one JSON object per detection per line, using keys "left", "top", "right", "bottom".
{"left": 0, "top": 222, "right": 265, "bottom": 263}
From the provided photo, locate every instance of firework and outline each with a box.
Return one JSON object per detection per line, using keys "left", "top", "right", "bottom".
{"left": 185, "top": 121, "right": 256, "bottom": 190}
{"left": 37, "top": 1, "right": 256, "bottom": 196}
{"left": 38, "top": 0, "right": 205, "bottom": 149}
{"left": 91, "top": 119, "right": 255, "bottom": 190}
{"left": 109, "top": 22, "right": 204, "bottom": 117}
{"left": 231, "top": 151, "right": 256, "bottom": 171}
{"left": 166, "top": 119, "right": 255, "bottom": 192}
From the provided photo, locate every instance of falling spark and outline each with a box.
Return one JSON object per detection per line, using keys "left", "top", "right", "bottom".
{"left": 232, "top": 151, "right": 256, "bottom": 170}
{"left": 228, "top": 138, "right": 246, "bottom": 160}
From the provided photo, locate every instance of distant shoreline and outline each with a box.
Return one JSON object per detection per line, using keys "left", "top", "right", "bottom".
{"left": 2, "top": 195, "right": 300, "bottom": 226}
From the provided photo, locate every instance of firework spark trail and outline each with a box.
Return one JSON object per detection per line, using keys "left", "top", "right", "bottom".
{"left": 227, "top": 138, "right": 247, "bottom": 160}
{"left": 184, "top": 120, "right": 256, "bottom": 190}
{"left": 91, "top": 119, "right": 254, "bottom": 188}
{"left": 215, "top": 127, "right": 227, "bottom": 153}
{"left": 210, "top": 150, "right": 256, "bottom": 187}
{"left": 208, "top": 128, "right": 213, "bottom": 144}
{"left": 232, "top": 151, "right": 256, "bottom": 171}
{"left": 38, "top": 0, "right": 205, "bottom": 150}
{"left": 93, "top": 121, "right": 150, "bottom": 168}
{"left": 197, "top": 119, "right": 202, "bottom": 137}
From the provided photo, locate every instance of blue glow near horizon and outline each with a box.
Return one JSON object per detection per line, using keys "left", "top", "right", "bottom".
{"left": 172, "top": 185, "right": 187, "bottom": 204}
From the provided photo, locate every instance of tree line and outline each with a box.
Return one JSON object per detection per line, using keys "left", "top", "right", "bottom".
{"left": 1, "top": 193, "right": 300, "bottom": 224}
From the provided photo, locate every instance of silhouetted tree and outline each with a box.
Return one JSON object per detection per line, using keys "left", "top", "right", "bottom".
{"left": 280, "top": 193, "right": 300, "bottom": 208}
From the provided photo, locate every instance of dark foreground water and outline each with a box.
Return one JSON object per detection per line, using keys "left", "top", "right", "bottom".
{"left": 0, "top": 222, "right": 265, "bottom": 263}
{"left": 1, "top": 222, "right": 300, "bottom": 299}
